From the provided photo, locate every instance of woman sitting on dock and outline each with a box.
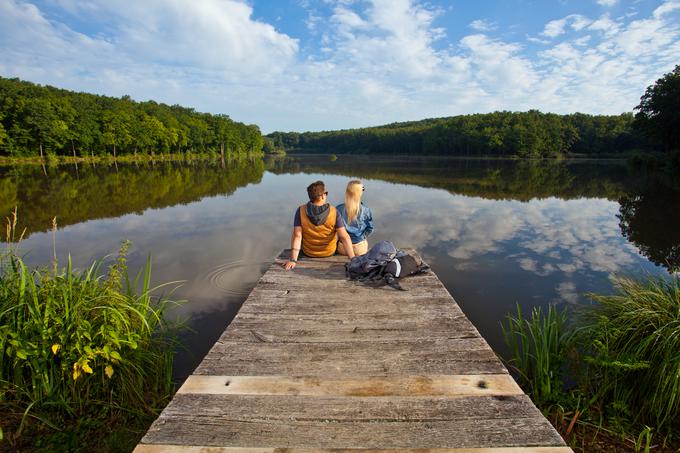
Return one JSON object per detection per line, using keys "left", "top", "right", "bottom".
{"left": 336, "top": 180, "right": 374, "bottom": 256}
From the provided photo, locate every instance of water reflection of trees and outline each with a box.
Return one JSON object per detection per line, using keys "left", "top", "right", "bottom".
{"left": 267, "top": 155, "right": 631, "bottom": 201}
{"left": 618, "top": 184, "right": 680, "bottom": 273}
{"left": 0, "top": 158, "right": 265, "bottom": 239}
{"left": 4, "top": 155, "right": 677, "bottom": 272}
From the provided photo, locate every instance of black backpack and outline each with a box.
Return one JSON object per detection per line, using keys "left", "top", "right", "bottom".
{"left": 345, "top": 240, "right": 430, "bottom": 290}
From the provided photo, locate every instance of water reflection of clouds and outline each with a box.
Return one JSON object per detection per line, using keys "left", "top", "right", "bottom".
{"left": 447, "top": 203, "right": 525, "bottom": 260}
{"left": 556, "top": 281, "right": 579, "bottom": 304}
{"left": 366, "top": 182, "right": 650, "bottom": 303}
{"left": 454, "top": 197, "right": 626, "bottom": 268}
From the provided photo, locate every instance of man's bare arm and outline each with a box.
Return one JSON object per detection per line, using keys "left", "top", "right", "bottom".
{"left": 284, "top": 226, "right": 303, "bottom": 270}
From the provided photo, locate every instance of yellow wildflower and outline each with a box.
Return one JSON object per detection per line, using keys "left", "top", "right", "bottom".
{"left": 104, "top": 365, "right": 114, "bottom": 379}
{"left": 82, "top": 361, "right": 93, "bottom": 374}
{"left": 51, "top": 344, "right": 61, "bottom": 355}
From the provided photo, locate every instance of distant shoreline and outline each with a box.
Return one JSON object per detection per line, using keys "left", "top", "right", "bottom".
{"left": 281, "top": 151, "right": 636, "bottom": 161}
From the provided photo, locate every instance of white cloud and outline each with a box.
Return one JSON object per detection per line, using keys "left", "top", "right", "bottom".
{"left": 331, "top": 6, "right": 367, "bottom": 32}
{"left": 460, "top": 34, "right": 538, "bottom": 98}
{"left": 588, "top": 13, "right": 621, "bottom": 36}
{"left": 542, "top": 14, "right": 592, "bottom": 38}
{"left": 653, "top": 0, "right": 680, "bottom": 18}
{"left": 533, "top": 4, "right": 680, "bottom": 115}
{"left": 596, "top": 0, "right": 619, "bottom": 7}
{"left": 543, "top": 18, "right": 569, "bottom": 38}
{"left": 86, "top": 0, "right": 298, "bottom": 73}
{"left": 573, "top": 35, "right": 592, "bottom": 46}
{"left": 470, "top": 19, "right": 497, "bottom": 32}
{"left": 527, "top": 35, "right": 551, "bottom": 44}
{"left": 327, "top": 0, "right": 445, "bottom": 79}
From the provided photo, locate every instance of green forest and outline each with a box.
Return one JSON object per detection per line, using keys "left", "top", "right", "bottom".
{"left": 0, "top": 77, "right": 264, "bottom": 159}
{"left": 267, "top": 65, "right": 678, "bottom": 158}
{"left": 267, "top": 111, "right": 650, "bottom": 157}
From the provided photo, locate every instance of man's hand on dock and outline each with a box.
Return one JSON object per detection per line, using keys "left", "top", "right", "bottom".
{"left": 283, "top": 259, "right": 297, "bottom": 270}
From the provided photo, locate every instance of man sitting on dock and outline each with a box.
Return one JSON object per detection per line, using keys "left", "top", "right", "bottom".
{"left": 284, "top": 181, "right": 355, "bottom": 270}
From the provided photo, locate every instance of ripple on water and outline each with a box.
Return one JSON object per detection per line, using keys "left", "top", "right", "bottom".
{"left": 204, "top": 259, "right": 270, "bottom": 297}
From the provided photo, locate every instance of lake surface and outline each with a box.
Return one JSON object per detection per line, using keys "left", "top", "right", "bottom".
{"left": 1, "top": 155, "right": 678, "bottom": 380}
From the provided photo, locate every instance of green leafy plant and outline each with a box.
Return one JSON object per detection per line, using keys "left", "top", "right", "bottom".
{"left": 0, "top": 214, "right": 183, "bottom": 449}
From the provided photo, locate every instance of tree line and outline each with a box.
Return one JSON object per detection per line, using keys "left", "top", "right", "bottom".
{"left": 2, "top": 64, "right": 676, "bottom": 160}
{"left": 267, "top": 110, "right": 651, "bottom": 157}
{"left": 268, "top": 65, "right": 679, "bottom": 158}
{"left": 0, "top": 77, "right": 264, "bottom": 159}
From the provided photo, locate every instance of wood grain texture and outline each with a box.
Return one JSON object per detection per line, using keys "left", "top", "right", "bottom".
{"left": 141, "top": 417, "right": 564, "bottom": 448}
{"left": 158, "top": 394, "right": 543, "bottom": 421}
{"left": 176, "top": 375, "right": 523, "bottom": 397}
{"left": 135, "top": 446, "right": 574, "bottom": 453}
{"left": 138, "top": 250, "right": 569, "bottom": 451}
{"left": 193, "top": 344, "right": 506, "bottom": 376}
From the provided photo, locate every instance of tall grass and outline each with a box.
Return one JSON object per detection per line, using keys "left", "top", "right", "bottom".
{"left": 501, "top": 303, "right": 575, "bottom": 406}
{"left": 502, "top": 276, "right": 680, "bottom": 449}
{"left": 0, "top": 213, "right": 182, "bottom": 448}
{"left": 580, "top": 276, "right": 680, "bottom": 432}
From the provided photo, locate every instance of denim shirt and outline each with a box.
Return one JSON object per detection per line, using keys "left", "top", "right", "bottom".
{"left": 336, "top": 202, "right": 374, "bottom": 244}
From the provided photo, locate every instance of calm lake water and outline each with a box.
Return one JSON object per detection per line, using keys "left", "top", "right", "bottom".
{"left": 1, "top": 155, "right": 678, "bottom": 380}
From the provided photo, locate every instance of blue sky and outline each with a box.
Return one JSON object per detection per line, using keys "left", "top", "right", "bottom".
{"left": 1, "top": 0, "right": 678, "bottom": 132}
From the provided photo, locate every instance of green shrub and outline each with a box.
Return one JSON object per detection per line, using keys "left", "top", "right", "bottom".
{"left": 0, "top": 237, "right": 182, "bottom": 448}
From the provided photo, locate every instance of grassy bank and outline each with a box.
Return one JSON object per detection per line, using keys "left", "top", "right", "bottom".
{"left": 0, "top": 150, "right": 269, "bottom": 167}
{"left": 0, "top": 214, "right": 183, "bottom": 451}
{"left": 502, "top": 276, "right": 680, "bottom": 451}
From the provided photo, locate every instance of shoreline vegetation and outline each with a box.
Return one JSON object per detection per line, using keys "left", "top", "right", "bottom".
{"left": 266, "top": 110, "right": 652, "bottom": 158}
{"left": 502, "top": 276, "right": 680, "bottom": 452}
{"left": 0, "top": 149, "right": 268, "bottom": 167}
{"left": 0, "top": 212, "right": 184, "bottom": 451}
{"left": 1, "top": 70, "right": 676, "bottom": 162}
{"left": 0, "top": 77, "right": 265, "bottom": 162}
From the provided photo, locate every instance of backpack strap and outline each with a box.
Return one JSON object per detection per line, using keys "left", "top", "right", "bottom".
{"left": 384, "top": 273, "right": 405, "bottom": 291}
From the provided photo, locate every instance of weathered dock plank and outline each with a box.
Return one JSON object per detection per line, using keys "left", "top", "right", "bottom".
{"left": 136, "top": 251, "right": 570, "bottom": 451}
{"left": 175, "top": 374, "right": 523, "bottom": 397}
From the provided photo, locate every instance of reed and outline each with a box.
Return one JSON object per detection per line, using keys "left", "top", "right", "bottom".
{"left": 0, "top": 230, "right": 182, "bottom": 448}
{"left": 501, "top": 303, "right": 575, "bottom": 406}
{"left": 580, "top": 276, "right": 680, "bottom": 432}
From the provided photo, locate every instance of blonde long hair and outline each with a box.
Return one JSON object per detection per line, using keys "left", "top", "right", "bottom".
{"left": 344, "top": 180, "right": 363, "bottom": 223}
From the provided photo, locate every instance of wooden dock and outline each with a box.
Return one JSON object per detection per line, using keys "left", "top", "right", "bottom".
{"left": 136, "top": 251, "right": 571, "bottom": 452}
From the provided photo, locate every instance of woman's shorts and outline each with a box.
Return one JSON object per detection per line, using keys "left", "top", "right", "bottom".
{"left": 337, "top": 239, "right": 368, "bottom": 256}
